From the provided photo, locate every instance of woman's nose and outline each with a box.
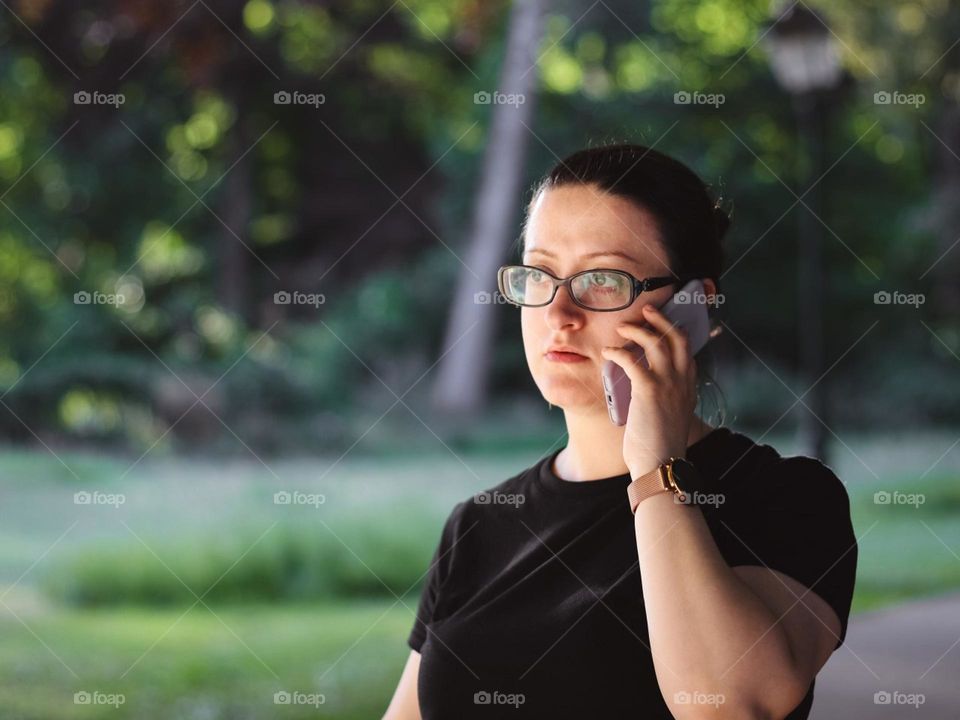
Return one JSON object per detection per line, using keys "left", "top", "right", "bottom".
{"left": 545, "top": 284, "right": 584, "bottom": 329}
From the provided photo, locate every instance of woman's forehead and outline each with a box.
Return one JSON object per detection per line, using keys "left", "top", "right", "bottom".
{"left": 524, "top": 185, "right": 667, "bottom": 270}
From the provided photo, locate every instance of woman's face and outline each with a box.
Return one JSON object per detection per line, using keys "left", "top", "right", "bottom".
{"left": 520, "top": 184, "right": 677, "bottom": 414}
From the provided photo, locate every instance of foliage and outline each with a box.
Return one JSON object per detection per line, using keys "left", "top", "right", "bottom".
{"left": 1, "top": 0, "right": 958, "bottom": 452}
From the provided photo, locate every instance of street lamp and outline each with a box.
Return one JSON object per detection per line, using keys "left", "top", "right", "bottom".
{"left": 763, "top": 3, "right": 846, "bottom": 462}
{"left": 763, "top": 4, "right": 843, "bottom": 95}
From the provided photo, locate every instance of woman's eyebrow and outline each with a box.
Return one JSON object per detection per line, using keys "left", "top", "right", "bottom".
{"left": 525, "top": 248, "right": 641, "bottom": 264}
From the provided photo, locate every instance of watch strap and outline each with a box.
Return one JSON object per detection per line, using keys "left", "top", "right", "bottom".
{"left": 627, "top": 459, "right": 683, "bottom": 513}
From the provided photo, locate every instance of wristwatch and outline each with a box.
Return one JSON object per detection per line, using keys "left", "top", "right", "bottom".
{"left": 627, "top": 457, "right": 704, "bottom": 513}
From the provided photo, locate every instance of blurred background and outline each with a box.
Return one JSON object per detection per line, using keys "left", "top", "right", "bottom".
{"left": 0, "top": 0, "right": 958, "bottom": 717}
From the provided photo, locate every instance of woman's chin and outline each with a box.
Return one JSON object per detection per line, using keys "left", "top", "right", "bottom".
{"left": 541, "top": 385, "right": 604, "bottom": 412}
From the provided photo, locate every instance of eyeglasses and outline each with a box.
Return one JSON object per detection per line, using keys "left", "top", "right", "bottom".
{"left": 497, "top": 264, "right": 694, "bottom": 312}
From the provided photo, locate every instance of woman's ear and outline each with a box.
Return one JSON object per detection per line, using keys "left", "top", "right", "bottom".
{"left": 702, "top": 278, "right": 718, "bottom": 300}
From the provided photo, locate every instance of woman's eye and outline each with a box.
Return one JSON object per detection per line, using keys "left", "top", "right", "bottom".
{"left": 590, "top": 272, "right": 610, "bottom": 286}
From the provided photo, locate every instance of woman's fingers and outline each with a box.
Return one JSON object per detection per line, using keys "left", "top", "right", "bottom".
{"left": 599, "top": 344, "right": 653, "bottom": 393}
{"left": 638, "top": 303, "right": 692, "bottom": 372}
{"left": 612, "top": 320, "right": 674, "bottom": 377}
{"left": 638, "top": 304, "right": 699, "bottom": 400}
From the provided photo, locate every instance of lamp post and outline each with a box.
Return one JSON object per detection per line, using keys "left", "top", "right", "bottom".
{"left": 763, "top": 3, "right": 846, "bottom": 462}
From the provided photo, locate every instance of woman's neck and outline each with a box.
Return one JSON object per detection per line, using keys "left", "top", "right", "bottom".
{"left": 553, "top": 413, "right": 714, "bottom": 482}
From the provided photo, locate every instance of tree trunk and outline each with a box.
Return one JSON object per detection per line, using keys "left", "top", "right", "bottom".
{"left": 218, "top": 116, "right": 252, "bottom": 322}
{"left": 430, "top": 0, "right": 548, "bottom": 415}
{"left": 928, "top": 101, "right": 960, "bottom": 318}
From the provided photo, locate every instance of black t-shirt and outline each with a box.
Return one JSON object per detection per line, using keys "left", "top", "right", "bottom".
{"left": 408, "top": 426, "right": 858, "bottom": 719}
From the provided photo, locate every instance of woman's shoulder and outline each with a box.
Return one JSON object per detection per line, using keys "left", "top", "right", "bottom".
{"left": 699, "top": 427, "right": 849, "bottom": 507}
{"left": 716, "top": 429, "right": 849, "bottom": 505}
{"left": 753, "top": 454, "right": 851, "bottom": 506}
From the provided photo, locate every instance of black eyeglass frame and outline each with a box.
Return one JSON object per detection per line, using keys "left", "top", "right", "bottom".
{"left": 496, "top": 264, "right": 697, "bottom": 312}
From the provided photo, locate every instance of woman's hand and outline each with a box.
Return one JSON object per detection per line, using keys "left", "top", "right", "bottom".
{"left": 599, "top": 303, "right": 698, "bottom": 478}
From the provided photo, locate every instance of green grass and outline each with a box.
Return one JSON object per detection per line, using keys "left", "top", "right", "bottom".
{"left": 1, "top": 430, "right": 959, "bottom": 718}
{"left": 11, "top": 433, "right": 955, "bottom": 615}
{"left": 847, "top": 469, "right": 960, "bottom": 612}
{"left": 39, "top": 508, "right": 443, "bottom": 606}
{"left": 0, "top": 593, "right": 414, "bottom": 719}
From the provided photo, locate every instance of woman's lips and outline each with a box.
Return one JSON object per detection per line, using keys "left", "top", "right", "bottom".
{"left": 545, "top": 351, "right": 589, "bottom": 362}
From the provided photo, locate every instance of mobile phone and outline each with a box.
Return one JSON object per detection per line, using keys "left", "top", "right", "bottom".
{"left": 601, "top": 279, "right": 715, "bottom": 426}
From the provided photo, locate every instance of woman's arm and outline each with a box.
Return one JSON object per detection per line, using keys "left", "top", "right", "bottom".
{"left": 382, "top": 650, "right": 422, "bottom": 720}
{"left": 633, "top": 493, "right": 837, "bottom": 720}
{"left": 608, "top": 306, "right": 839, "bottom": 719}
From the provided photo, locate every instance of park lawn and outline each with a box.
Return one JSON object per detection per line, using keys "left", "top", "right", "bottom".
{"left": 0, "top": 595, "right": 416, "bottom": 720}
{"left": 846, "top": 469, "right": 960, "bottom": 612}
{"left": 1, "top": 433, "right": 959, "bottom": 717}
{"left": 2, "top": 440, "right": 953, "bottom": 617}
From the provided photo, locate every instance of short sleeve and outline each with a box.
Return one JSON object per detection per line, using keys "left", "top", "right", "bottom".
{"left": 716, "top": 456, "right": 858, "bottom": 650}
{"left": 407, "top": 501, "right": 466, "bottom": 653}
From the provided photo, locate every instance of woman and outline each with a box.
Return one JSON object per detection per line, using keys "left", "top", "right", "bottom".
{"left": 384, "top": 144, "right": 857, "bottom": 719}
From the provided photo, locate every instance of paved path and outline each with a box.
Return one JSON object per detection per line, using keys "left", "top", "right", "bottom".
{"left": 811, "top": 592, "right": 960, "bottom": 719}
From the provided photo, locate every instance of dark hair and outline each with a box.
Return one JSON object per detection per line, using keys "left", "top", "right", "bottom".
{"left": 520, "top": 143, "right": 731, "bottom": 425}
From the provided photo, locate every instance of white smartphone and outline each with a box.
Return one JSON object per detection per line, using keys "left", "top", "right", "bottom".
{"left": 601, "top": 279, "right": 715, "bottom": 426}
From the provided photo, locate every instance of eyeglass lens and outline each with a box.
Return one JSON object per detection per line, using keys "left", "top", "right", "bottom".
{"left": 503, "top": 267, "right": 632, "bottom": 310}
